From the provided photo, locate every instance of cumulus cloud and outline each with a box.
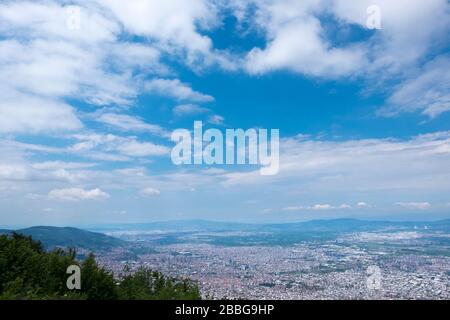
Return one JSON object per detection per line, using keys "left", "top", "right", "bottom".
{"left": 48, "top": 188, "right": 110, "bottom": 201}
{"left": 226, "top": 0, "right": 450, "bottom": 118}
{"left": 357, "top": 202, "right": 370, "bottom": 208}
{"left": 332, "top": 0, "right": 450, "bottom": 71}
{"left": 0, "top": 0, "right": 219, "bottom": 135}
{"left": 1, "top": 0, "right": 448, "bottom": 137}
{"left": 140, "top": 187, "right": 161, "bottom": 197}
{"left": 0, "top": 36, "right": 136, "bottom": 106}
{"left": 0, "top": 1, "right": 136, "bottom": 133}
{"left": 145, "top": 79, "right": 214, "bottom": 103}
{"left": 0, "top": 92, "right": 82, "bottom": 134}
{"left": 235, "top": 0, "right": 449, "bottom": 77}
{"left": 0, "top": 0, "right": 449, "bottom": 222}
{"left": 244, "top": 11, "right": 367, "bottom": 77}
{"left": 95, "top": 0, "right": 218, "bottom": 62}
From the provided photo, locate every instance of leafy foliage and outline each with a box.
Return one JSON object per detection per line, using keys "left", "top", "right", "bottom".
{"left": 118, "top": 267, "right": 201, "bottom": 300}
{"left": 0, "top": 226, "right": 124, "bottom": 251}
{"left": 0, "top": 233, "right": 200, "bottom": 300}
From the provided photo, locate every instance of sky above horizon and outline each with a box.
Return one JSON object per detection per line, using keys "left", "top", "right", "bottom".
{"left": 1, "top": 0, "right": 450, "bottom": 227}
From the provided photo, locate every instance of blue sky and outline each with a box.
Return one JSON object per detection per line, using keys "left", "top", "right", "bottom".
{"left": 0, "top": 0, "right": 450, "bottom": 227}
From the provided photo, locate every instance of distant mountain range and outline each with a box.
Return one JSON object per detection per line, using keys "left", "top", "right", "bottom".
{"left": 0, "top": 226, "right": 125, "bottom": 251}
{"left": 90, "top": 218, "right": 450, "bottom": 247}
{"left": 1, "top": 218, "right": 449, "bottom": 250}
{"left": 91, "top": 218, "right": 450, "bottom": 233}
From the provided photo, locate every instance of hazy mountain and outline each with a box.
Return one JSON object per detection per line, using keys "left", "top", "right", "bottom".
{"left": 92, "top": 218, "right": 450, "bottom": 233}
{"left": 2, "top": 219, "right": 449, "bottom": 250}
{"left": 0, "top": 226, "right": 125, "bottom": 250}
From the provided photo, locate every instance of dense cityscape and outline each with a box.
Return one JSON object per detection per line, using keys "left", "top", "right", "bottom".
{"left": 92, "top": 223, "right": 450, "bottom": 300}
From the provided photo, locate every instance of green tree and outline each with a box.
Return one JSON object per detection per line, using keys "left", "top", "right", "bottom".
{"left": 117, "top": 267, "right": 201, "bottom": 300}
{"left": 0, "top": 233, "right": 201, "bottom": 300}
{"left": 80, "top": 253, "right": 117, "bottom": 300}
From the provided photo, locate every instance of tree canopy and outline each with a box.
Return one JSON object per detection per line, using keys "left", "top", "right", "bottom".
{"left": 0, "top": 233, "right": 200, "bottom": 300}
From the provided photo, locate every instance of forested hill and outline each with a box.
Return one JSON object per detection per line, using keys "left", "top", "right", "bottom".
{"left": 0, "top": 226, "right": 124, "bottom": 251}
{"left": 0, "top": 233, "right": 201, "bottom": 300}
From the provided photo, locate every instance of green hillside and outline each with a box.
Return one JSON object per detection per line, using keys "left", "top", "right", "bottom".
{"left": 0, "top": 233, "right": 201, "bottom": 300}
{"left": 0, "top": 226, "right": 124, "bottom": 251}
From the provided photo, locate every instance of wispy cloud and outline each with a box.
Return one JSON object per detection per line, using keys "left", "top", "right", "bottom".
{"left": 208, "top": 114, "right": 225, "bottom": 125}
{"left": 145, "top": 79, "right": 214, "bottom": 103}
{"left": 48, "top": 188, "right": 110, "bottom": 201}
{"left": 396, "top": 202, "right": 432, "bottom": 210}
{"left": 283, "top": 203, "right": 353, "bottom": 211}
{"left": 173, "top": 104, "right": 210, "bottom": 117}
{"left": 68, "top": 133, "right": 170, "bottom": 158}
{"left": 379, "top": 56, "right": 450, "bottom": 118}
{"left": 96, "top": 112, "right": 170, "bottom": 138}
{"left": 140, "top": 187, "right": 161, "bottom": 197}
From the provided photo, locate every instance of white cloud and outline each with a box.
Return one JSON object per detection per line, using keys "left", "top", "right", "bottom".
{"left": 396, "top": 202, "right": 432, "bottom": 210}
{"left": 2, "top": 128, "right": 449, "bottom": 220}
{"left": 145, "top": 79, "right": 214, "bottom": 102}
{"left": 0, "top": 2, "right": 127, "bottom": 134}
{"left": 95, "top": 0, "right": 217, "bottom": 62}
{"left": 237, "top": 0, "right": 449, "bottom": 78}
{"left": 225, "top": 0, "right": 450, "bottom": 118}
{"left": 109, "top": 42, "right": 166, "bottom": 72}
{"left": 0, "top": 92, "right": 82, "bottom": 134}
{"left": 116, "top": 141, "right": 170, "bottom": 157}
{"left": 245, "top": 12, "right": 367, "bottom": 77}
{"left": 0, "top": 0, "right": 221, "bottom": 134}
{"left": 1, "top": 0, "right": 447, "bottom": 137}
{"left": 0, "top": 38, "right": 137, "bottom": 107}
{"left": 357, "top": 202, "right": 370, "bottom": 208}
{"left": 115, "top": 167, "right": 147, "bottom": 177}
{"left": 283, "top": 203, "right": 352, "bottom": 211}
{"left": 48, "top": 187, "right": 110, "bottom": 201}
{"left": 208, "top": 114, "right": 225, "bottom": 125}
{"left": 0, "top": 1, "right": 118, "bottom": 43}
{"left": 0, "top": 0, "right": 449, "bottom": 223}
{"left": 0, "top": 164, "right": 29, "bottom": 181}
{"left": 380, "top": 56, "right": 450, "bottom": 118}
{"left": 31, "top": 161, "right": 97, "bottom": 170}
{"left": 0, "top": 149, "right": 97, "bottom": 185}
{"left": 332, "top": 0, "right": 450, "bottom": 72}
{"left": 68, "top": 133, "right": 170, "bottom": 158}
{"left": 140, "top": 187, "right": 161, "bottom": 197}
{"left": 311, "top": 204, "right": 333, "bottom": 211}
{"left": 222, "top": 131, "right": 450, "bottom": 202}
{"left": 173, "top": 104, "right": 210, "bottom": 117}
{"left": 97, "top": 113, "right": 170, "bottom": 137}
